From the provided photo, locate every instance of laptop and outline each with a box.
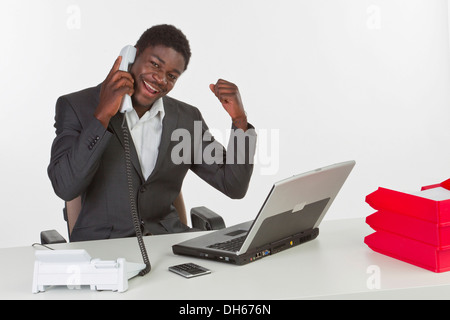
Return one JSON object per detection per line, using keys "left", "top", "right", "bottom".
{"left": 172, "top": 160, "right": 355, "bottom": 265}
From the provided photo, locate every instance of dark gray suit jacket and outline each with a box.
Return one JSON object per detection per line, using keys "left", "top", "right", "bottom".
{"left": 48, "top": 84, "right": 256, "bottom": 242}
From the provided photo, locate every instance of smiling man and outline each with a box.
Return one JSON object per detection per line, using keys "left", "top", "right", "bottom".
{"left": 48, "top": 24, "right": 256, "bottom": 241}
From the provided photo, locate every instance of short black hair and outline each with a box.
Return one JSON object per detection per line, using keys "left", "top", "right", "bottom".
{"left": 135, "top": 24, "right": 191, "bottom": 71}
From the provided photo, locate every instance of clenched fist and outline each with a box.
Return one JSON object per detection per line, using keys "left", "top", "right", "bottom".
{"left": 210, "top": 79, "right": 248, "bottom": 131}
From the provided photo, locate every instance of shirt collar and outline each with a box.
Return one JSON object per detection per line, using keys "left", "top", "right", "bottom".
{"left": 145, "top": 98, "right": 165, "bottom": 120}
{"left": 125, "top": 98, "right": 165, "bottom": 129}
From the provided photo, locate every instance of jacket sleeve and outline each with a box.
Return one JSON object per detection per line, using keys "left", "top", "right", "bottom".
{"left": 47, "top": 95, "right": 113, "bottom": 201}
{"left": 190, "top": 112, "right": 257, "bottom": 199}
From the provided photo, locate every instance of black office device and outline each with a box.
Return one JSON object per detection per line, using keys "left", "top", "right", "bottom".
{"left": 169, "top": 263, "right": 211, "bottom": 278}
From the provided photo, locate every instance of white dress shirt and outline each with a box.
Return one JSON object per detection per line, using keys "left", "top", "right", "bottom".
{"left": 125, "top": 98, "right": 165, "bottom": 180}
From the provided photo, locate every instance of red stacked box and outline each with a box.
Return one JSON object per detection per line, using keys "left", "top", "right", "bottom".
{"left": 364, "top": 179, "right": 450, "bottom": 272}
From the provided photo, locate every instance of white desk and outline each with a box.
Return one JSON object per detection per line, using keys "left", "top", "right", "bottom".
{"left": 2, "top": 218, "right": 450, "bottom": 300}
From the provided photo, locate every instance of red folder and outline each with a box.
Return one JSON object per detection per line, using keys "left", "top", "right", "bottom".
{"left": 364, "top": 180, "right": 450, "bottom": 272}
{"left": 365, "top": 187, "right": 450, "bottom": 223}
{"left": 364, "top": 230, "right": 450, "bottom": 273}
{"left": 366, "top": 210, "right": 450, "bottom": 248}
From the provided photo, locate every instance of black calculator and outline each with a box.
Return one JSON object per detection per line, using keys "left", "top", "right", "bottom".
{"left": 168, "top": 263, "right": 211, "bottom": 278}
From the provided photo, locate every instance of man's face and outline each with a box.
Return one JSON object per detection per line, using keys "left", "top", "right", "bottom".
{"left": 130, "top": 45, "right": 185, "bottom": 108}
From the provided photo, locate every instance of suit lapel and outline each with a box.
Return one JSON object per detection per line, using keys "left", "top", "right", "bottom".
{"left": 109, "top": 112, "right": 145, "bottom": 182}
{"left": 147, "top": 96, "right": 179, "bottom": 182}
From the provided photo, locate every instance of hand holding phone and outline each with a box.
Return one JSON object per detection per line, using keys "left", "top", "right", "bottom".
{"left": 94, "top": 46, "right": 136, "bottom": 128}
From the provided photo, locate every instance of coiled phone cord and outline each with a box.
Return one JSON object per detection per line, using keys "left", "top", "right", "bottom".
{"left": 121, "top": 115, "right": 151, "bottom": 276}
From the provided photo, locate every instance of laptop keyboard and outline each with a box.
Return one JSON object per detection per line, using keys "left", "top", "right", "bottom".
{"left": 207, "top": 235, "right": 246, "bottom": 252}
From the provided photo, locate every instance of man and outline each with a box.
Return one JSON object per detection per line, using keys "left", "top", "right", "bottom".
{"left": 48, "top": 24, "right": 256, "bottom": 241}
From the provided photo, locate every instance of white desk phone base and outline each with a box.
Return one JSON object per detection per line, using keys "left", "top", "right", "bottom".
{"left": 32, "top": 249, "right": 145, "bottom": 293}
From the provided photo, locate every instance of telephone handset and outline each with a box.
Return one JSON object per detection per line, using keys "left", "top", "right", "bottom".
{"left": 119, "top": 45, "right": 137, "bottom": 113}
{"left": 118, "top": 45, "right": 151, "bottom": 275}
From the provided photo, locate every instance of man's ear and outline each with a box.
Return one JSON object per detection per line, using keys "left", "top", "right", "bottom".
{"left": 134, "top": 46, "right": 140, "bottom": 58}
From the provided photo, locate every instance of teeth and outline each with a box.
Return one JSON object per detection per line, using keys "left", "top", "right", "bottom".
{"left": 143, "top": 80, "right": 159, "bottom": 93}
